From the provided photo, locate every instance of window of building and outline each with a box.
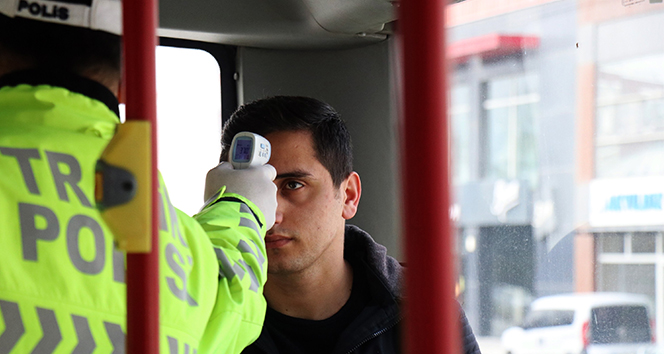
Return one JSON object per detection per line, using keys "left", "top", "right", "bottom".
{"left": 633, "top": 233, "right": 657, "bottom": 253}
{"left": 482, "top": 74, "right": 540, "bottom": 186}
{"left": 600, "top": 233, "right": 625, "bottom": 253}
{"left": 596, "top": 53, "right": 664, "bottom": 179}
{"left": 451, "top": 85, "right": 472, "bottom": 185}
{"left": 596, "top": 232, "right": 660, "bottom": 308}
{"left": 598, "top": 264, "right": 656, "bottom": 306}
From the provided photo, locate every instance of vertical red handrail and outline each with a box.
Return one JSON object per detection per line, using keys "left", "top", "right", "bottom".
{"left": 122, "top": 1, "right": 160, "bottom": 353}
{"left": 399, "top": 0, "right": 458, "bottom": 353}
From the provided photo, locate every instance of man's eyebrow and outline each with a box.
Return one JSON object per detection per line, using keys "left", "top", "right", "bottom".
{"left": 276, "top": 170, "right": 312, "bottom": 179}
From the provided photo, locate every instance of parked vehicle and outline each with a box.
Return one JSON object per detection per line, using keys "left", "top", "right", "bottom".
{"left": 501, "top": 293, "right": 655, "bottom": 354}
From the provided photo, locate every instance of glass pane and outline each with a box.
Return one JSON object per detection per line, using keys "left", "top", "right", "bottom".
{"left": 517, "top": 74, "right": 538, "bottom": 96}
{"left": 452, "top": 85, "right": 471, "bottom": 185}
{"left": 517, "top": 103, "right": 538, "bottom": 186}
{"left": 616, "top": 102, "right": 643, "bottom": 136}
{"left": 598, "top": 264, "right": 655, "bottom": 305}
{"left": 596, "top": 53, "right": 664, "bottom": 178}
{"left": 632, "top": 233, "right": 656, "bottom": 253}
{"left": 448, "top": 0, "right": 664, "bottom": 344}
{"left": 644, "top": 99, "right": 664, "bottom": 132}
{"left": 483, "top": 75, "right": 539, "bottom": 183}
{"left": 601, "top": 233, "right": 624, "bottom": 253}
{"left": 522, "top": 310, "right": 575, "bottom": 329}
{"left": 487, "top": 77, "right": 512, "bottom": 100}
{"left": 596, "top": 106, "right": 618, "bottom": 138}
{"left": 486, "top": 107, "right": 509, "bottom": 179}
{"left": 596, "top": 140, "right": 664, "bottom": 178}
{"left": 591, "top": 306, "right": 651, "bottom": 344}
{"left": 155, "top": 46, "right": 222, "bottom": 215}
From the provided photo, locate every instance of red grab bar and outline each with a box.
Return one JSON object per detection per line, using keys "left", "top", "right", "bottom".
{"left": 122, "top": 0, "right": 160, "bottom": 353}
{"left": 399, "top": 0, "right": 459, "bottom": 353}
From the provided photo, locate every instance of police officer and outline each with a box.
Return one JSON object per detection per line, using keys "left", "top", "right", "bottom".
{"left": 0, "top": 1, "right": 276, "bottom": 353}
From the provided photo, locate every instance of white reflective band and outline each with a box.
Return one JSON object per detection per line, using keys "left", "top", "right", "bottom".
{"left": 0, "top": 0, "right": 122, "bottom": 35}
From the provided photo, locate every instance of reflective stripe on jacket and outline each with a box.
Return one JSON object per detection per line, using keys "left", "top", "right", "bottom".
{"left": 0, "top": 75, "right": 267, "bottom": 353}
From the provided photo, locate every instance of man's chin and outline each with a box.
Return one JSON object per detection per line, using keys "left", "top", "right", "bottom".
{"left": 267, "top": 265, "right": 294, "bottom": 275}
{"left": 266, "top": 258, "right": 301, "bottom": 275}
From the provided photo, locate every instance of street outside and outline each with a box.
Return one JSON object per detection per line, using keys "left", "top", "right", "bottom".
{"left": 477, "top": 336, "right": 504, "bottom": 354}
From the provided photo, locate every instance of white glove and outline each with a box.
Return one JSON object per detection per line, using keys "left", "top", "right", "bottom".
{"left": 204, "top": 162, "right": 278, "bottom": 229}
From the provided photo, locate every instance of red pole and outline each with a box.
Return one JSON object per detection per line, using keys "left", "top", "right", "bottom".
{"left": 122, "top": 0, "right": 160, "bottom": 353}
{"left": 399, "top": 0, "right": 458, "bottom": 353}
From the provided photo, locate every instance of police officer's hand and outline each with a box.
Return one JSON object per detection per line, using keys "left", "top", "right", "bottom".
{"left": 204, "top": 162, "right": 278, "bottom": 229}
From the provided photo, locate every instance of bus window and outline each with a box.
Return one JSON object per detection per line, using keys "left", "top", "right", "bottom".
{"left": 155, "top": 46, "right": 222, "bottom": 215}
{"left": 448, "top": 1, "right": 663, "bottom": 352}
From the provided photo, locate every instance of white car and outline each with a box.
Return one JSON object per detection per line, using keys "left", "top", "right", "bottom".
{"left": 501, "top": 292, "right": 655, "bottom": 354}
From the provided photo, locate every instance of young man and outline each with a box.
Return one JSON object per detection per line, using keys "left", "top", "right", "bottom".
{"left": 0, "top": 3, "right": 276, "bottom": 353}
{"left": 220, "top": 96, "right": 481, "bottom": 354}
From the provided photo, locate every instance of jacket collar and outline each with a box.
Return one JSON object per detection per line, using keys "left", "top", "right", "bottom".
{"left": 343, "top": 225, "right": 403, "bottom": 301}
{"left": 249, "top": 225, "right": 403, "bottom": 354}
{"left": 0, "top": 69, "right": 120, "bottom": 118}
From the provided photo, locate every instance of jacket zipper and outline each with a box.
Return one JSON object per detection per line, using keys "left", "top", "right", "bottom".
{"left": 343, "top": 316, "right": 403, "bottom": 354}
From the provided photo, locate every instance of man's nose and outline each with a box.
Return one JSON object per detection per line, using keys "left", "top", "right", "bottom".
{"left": 272, "top": 209, "right": 283, "bottom": 225}
{"left": 272, "top": 193, "right": 285, "bottom": 225}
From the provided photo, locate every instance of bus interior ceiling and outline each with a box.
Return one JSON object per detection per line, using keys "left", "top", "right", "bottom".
{"left": 158, "top": 0, "right": 404, "bottom": 258}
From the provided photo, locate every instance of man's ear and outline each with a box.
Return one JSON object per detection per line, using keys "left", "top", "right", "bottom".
{"left": 341, "top": 172, "right": 361, "bottom": 220}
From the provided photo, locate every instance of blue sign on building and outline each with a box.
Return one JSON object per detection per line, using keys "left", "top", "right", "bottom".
{"left": 604, "top": 194, "right": 663, "bottom": 212}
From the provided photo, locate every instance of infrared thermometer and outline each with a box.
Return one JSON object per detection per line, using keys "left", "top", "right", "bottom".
{"left": 229, "top": 131, "right": 271, "bottom": 169}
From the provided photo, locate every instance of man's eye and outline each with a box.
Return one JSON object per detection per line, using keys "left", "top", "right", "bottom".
{"left": 285, "top": 181, "right": 303, "bottom": 190}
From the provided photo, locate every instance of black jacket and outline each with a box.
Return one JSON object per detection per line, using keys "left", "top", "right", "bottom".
{"left": 242, "top": 225, "right": 481, "bottom": 354}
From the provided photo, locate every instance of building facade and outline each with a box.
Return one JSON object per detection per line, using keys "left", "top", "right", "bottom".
{"left": 448, "top": 0, "right": 664, "bottom": 338}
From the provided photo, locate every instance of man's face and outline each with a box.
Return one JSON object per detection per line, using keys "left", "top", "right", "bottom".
{"left": 264, "top": 130, "right": 359, "bottom": 275}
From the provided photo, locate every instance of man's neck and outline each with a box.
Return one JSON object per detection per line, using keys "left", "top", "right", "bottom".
{"left": 265, "top": 258, "right": 354, "bottom": 321}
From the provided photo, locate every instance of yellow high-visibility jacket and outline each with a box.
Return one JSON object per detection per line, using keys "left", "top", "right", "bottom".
{"left": 0, "top": 72, "right": 267, "bottom": 353}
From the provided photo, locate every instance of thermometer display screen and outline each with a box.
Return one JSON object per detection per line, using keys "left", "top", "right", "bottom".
{"left": 233, "top": 138, "right": 253, "bottom": 162}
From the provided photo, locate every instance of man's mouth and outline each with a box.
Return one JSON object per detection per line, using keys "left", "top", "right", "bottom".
{"left": 265, "top": 235, "right": 292, "bottom": 249}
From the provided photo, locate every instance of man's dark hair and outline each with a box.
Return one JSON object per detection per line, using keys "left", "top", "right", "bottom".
{"left": 0, "top": 14, "right": 121, "bottom": 78}
{"left": 221, "top": 96, "right": 353, "bottom": 187}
